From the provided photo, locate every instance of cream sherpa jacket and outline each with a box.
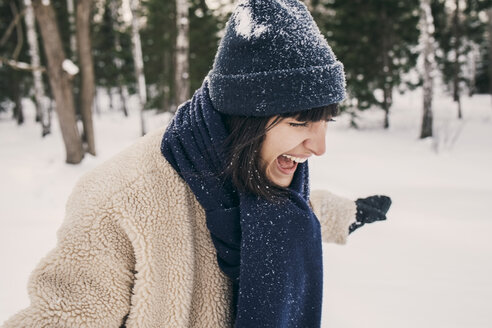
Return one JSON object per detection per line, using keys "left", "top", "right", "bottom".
{"left": 2, "top": 127, "right": 356, "bottom": 328}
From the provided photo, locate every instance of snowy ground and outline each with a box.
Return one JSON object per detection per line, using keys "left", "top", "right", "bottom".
{"left": 1, "top": 89, "right": 491, "bottom": 327}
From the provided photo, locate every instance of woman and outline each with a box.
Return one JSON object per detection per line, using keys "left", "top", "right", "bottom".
{"left": 2, "top": 0, "right": 391, "bottom": 327}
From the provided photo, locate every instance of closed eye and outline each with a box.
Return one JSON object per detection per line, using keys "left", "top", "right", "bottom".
{"left": 289, "top": 122, "right": 309, "bottom": 127}
{"left": 289, "top": 119, "right": 335, "bottom": 127}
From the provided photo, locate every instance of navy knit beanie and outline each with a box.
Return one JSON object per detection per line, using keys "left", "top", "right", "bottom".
{"left": 207, "top": 0, "right": 346, "bottom": 117}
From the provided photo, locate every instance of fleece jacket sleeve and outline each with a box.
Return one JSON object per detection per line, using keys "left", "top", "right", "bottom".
{"left": 309, "top": 189, "right": 357, "bottom": 245}
{"left": 1, "top": 183, "right": 135, "bottom": 328}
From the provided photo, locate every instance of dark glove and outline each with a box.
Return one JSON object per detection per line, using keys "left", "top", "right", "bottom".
{"left": 348, "top": 195, "right": 392, "bottom": 234}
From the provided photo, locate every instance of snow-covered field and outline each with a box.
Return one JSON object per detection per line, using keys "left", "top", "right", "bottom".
{"left": 1, "top": 89, "right": 491, "bottom": 327}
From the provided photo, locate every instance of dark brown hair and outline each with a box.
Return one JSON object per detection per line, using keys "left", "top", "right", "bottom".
{"left": 221, "top": 103, "right": 339, "bottom": 202}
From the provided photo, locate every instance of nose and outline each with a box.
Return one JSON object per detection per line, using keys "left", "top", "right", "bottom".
{"left": 304, "top": 121, "right": 327, "bottom": 156}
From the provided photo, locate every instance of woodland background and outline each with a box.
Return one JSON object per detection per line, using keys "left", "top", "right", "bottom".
{"left": 1, "top": 0, "right": 492, "bottom": 164}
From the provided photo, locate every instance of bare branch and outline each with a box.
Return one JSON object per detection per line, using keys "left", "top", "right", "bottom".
{"left": 11, "top": 1, "right": 24, "bottom": 60}
{"left": 0, "top": 55, "right": 45, "bottom": 72}
{"left": 0, "top": 6, "right": 27, "bottom": 47}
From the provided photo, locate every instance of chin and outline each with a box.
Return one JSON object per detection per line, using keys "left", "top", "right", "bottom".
{"left": 270, "top": 176, "right": 293, "bottom": 188}
{"left": 277, "top": 180, "right": 291, "bottom": 188}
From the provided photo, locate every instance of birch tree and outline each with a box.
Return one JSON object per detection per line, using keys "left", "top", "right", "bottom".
{"left": 23, "top": 0, "right": 50, "bottom": 136}
{"left": 76, "top": 0, "right": 96, "bottom": 155}
{"left": 140, "top": 0, "right": 176, "bottom": 112}
{"left": 419, "top": 0, "right": 436, "bottom": 139}
{"left": 452, "top": 0, "right": 463, "bottom": 119}
{"left": 32, "top": 0, "right": 83, "bottom": 164}
{"left": 175, "top": 0, "right": 190, "bottom": 107}
{"left": 432, "top": 0, "right": 489, "bottom": 116}
{"left": 130, "top": 0, "right": 147, "bottom": 136}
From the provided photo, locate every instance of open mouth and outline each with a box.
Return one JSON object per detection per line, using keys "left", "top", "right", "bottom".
{"left": 276, "top": 154, "right": 299, "bottom": 175}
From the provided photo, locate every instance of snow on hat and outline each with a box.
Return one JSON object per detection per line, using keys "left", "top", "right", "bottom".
{"left": 207, "top": 0, "right": 346, "bottom": 117}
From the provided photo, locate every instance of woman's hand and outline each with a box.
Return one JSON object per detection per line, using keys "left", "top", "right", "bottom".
{"left": 349, "top": 195, "right": 392, "bottom": 234}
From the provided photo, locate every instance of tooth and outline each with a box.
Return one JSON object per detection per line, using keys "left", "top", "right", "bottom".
{"left": 282, "top": 154, "right": 307, "bottom": 163}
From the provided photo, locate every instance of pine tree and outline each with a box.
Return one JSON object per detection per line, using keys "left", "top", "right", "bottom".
{"left": 141, "top": 0, "right": 223, "bottom": 112}
{"left": 462, "top": 0, "right": 492, "bottom": 95}
{"left": 432, "top": 0, "right": 492, "bottom": 118}
{"left": 0, "top": 0, "right": 32, "bottom": 124}
{"left": 141, "top": 0, "right": 176, "bottom": 111}
{"left": 189, "top": 0, "right": 221, "bottom": 92}
{"left": 475, "top": 7, "right": 492, "bottom": 95}
{"left": 92, "top": 0, "right": 134, "bottom": 115}
{"left": 488, "top": 8, "right": 492, "bottom": 99}
{"left": 318, "top": 0, "right": 420, "bottom": 129}
{"left": 51, "top": 0, "right": 74, "bottom": 62}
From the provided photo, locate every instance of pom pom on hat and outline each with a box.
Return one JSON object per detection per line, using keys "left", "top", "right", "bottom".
{"left": 207, "top": 0, "right": 346, "bottom": 117}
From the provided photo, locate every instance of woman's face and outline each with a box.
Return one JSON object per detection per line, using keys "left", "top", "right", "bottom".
{"left": 260, "top": 116, "right": 329, "bottom": 188}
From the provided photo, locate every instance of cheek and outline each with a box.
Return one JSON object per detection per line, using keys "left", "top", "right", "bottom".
{"left": 262, "top": 133, "right": 301, "bottom": 163}
{"left": 259, "top": 139, "right": 272, "bottom": 164}
{"left": 261, "top": 119, "right": 311, "bottom": 160}
{"left": 277, "top": 127, "right": 305, "bottom": 146}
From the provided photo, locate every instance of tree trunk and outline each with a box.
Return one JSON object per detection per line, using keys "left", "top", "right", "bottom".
{"left": 349, "top": 107, "right": 358, "bottom": 129}
{"left": 92, "top": 88, "right": 99, "bottom": 116}
{"left": 8, "top": 1, "right": 24, "bottom": 125}
{"left": 76, "top": 0, "right": 96, "bottom": 155}
{"left": 130, "top": 0, "right": 147, "bottom": 136}
{"left": 12, "top": 71, "right": 24, "bottom": 125}
{"left": 94, "top": 88, "right": 101, "bottom": 115}
{"left": 108, "top": 87, "right": 114, "bottom": 110}
{"left": 32, "top": 0, "right": 83, "bottom": 164}
{"left": 381, "top": 66, "right": 392, "bottom": 129}
{"left": 382, "top": 86, "right": 390, "bottom": 129}
{"left": 381, "top": 9, "right": 392, "bottom": 129}
{"left": 23, "top": 0, "right": 50, "bottom": 136}
{"left": 175, "top": 0, "right": 190, "bottom": 108}
{"left": 119, "top": 85, "right": 129, "bottom": 117}
{"left": 466, "top": 42, "right": 479, "bottom": 97}
{"left": 419, "top": 0, "right": 435, "bottom": 139}
{"left": 452, "top": 0, "right": 463, "bottom": 119}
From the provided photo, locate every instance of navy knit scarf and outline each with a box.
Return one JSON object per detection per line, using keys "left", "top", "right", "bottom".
{"left": 161, "top": 79, "right": 323, "bottom": 327}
